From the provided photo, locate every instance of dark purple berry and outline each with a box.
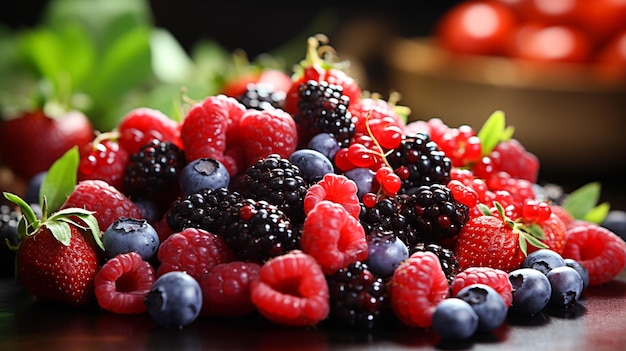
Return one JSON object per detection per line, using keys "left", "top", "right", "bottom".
{"left": 456, "top": 283, "right": 507, "bottom": 332}
{"left": 432, "top": 298, "right": 479, "bottom": 340}
{"left": 145, "top": 271, "right": 202, "bottom": 328}
{"left": 102, "top": 217, "right": 160, "bottom": 261}
{"left": 179, "top": 158, "right": 230, "bottom": 196}
{"left": 508, "top": 268, "right": 552, "bottom": 315}
{"left": 546, "top": 266, "right": 583, "bottom": 307}
{"left": 289, "top": 149, "right": 334, "bottom": 184}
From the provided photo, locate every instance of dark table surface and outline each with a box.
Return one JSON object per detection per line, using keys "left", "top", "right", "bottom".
{"left": 1, "top": 269, "right": 626, "bottom": 351}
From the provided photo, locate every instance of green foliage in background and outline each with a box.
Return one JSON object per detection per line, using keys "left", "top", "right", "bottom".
{"left": 0, "top": 0, "right": 335, "bottom": 131}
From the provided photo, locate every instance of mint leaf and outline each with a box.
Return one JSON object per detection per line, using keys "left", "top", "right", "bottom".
{"left": 561, "top": 182, "right": 603, "bottom": 220}
{"left": 477, "top": 110, "right": 507, "bottom": 156}
{"left": 39, "top": 146, "right": 79, "bottom": 212}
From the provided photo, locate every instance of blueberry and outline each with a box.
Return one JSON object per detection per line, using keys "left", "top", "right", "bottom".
{"left": 307, "top": 132, "right": 340, "bottom": 160}
{"left": 179, "top": 158, "right": 230, "bottom": 196}
{"left": 365, "top": 232, "right": 409, "bottom": 278}
{"left": 102, "top": 217, "right": 160, "bottom": 261}
{"left": 432, "top": 298, "right": 479, "bottom": 340}
{"left": 564, "top": 258, "right": 590, "bottom": 290}
{"left": 288, "top": 148, "right": 334, "bottom": 183}
{"left": 344, "top": 167, "right": 375, "bottom": 199}
{"left": 601, "top": 210, "right": 626, "bottom": 241}
{"left": 508, "top": 268, "right": 552, "bottom": 315}
{"left": 521, "top": 249, "right": 566, "bottom": 275}
{"left": 145, "top": 271, "right": 203, "bottom": 328}
{"left": 546, "top": 266, "right": 584, "bottom": 307}
{"left": 456, "top": 283, "right": 508, "bottom": 332}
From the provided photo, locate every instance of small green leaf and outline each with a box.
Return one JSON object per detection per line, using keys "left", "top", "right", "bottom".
{"left": 39, "top": 146, "right": 79, "bottom": 212}
{"left": 61, "top": 211, "right": 104, "bottom": 251}
{"left": 524, "top": 234, "right": 549, "bottom": 251}
{"left": 44, "top": 221, "right": 72, "bottom": 246}
{"left": 519, "top": 235, "right": 528, "bottom": 256}
{"left": 525, "top": 223, "right": 546, "bottom": 241}
{"left": 583, "top": 202, "right": 610, "bottom": 224}
{"left": 477, "top": 110, "right": 506, "bottom": 156}
{"left": 562, "top": 182, "right": 602, "bottom": 220}
{"left": 3, "top": 192, "right": 38, "bottom": 226}
{"left": 150, "top": 28, "right": 193, "bottom": 84}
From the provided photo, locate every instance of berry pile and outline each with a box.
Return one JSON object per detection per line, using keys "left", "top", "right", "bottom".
{"left": 2, "top": 34, "right": 626, "bottom": 340}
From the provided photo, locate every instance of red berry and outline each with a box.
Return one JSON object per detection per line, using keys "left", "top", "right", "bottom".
{"left": 156, "top": 228, "right": 235, "bottom": 282}
{"left": 199, "top": 261, "right": 261, "bottom": 317}
{"left": 301, "top": 200, "right": 368, "bottom": 275}
{"left": 304, "top": 173, "right": 361, "bottom": 219}
{"left": 561, "top": 222, "right": 626, "bottom": 286}
{"left": 388, "top": 251, "right": 450, "bottom": 328}
{"left": 450, "top": 266, "right": 513, "bottom": 307}
{"left": 60, "top": 179, "right": 143, "bottom": 233}
{"left": 78, "top": 137, "right": 128, "bottom": 191}
{"left": 0, "top": 109, "right": 94, "bottom": 180}
{"left": 118, "top": 107, "right": 181, "bottom": 155}
{"left": 473, "top": 138, "right": 540, "bottom": 183}
{"left": 250, "top": 250, "right": 329, "bottom": 326}
{"left": 181, "top": 97, "right": 230, "bottom": 165}
{"left": 236, "top": 108, "right": 298, "bottom": 169}
{"left": 94, "top": 252, "right": 155, "bottom": 314}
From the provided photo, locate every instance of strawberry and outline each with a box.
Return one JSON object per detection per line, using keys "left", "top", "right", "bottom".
{"left": 454, "top": 203, "right": 548, "bottom": 272}
{"left": 0, "top": 109, "right": 94, "bottom": 180}
{"left": 4, "top": 192, "right": 102, "bottom": 306}
{"left": 60, "top": 179, "right": 143, "bottom": 234}
{"left": 284, "top": 35, "right": 362, "bottom": 115}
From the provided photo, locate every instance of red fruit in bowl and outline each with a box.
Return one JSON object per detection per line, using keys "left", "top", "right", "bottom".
{"left": 0, "top": 109, "right": 94, "bottom": 180}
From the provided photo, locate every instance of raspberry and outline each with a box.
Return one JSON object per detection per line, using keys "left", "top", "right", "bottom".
{"left": 94, "top": 252, "right": 156, "bottom": 314}
{"left": 78, "top": 137, "right": 128, "bottom": 191}
{"left": 301, "top": 200, "right": 368, "bottom": 275}
{"left": 236, "top": 108, "right": 298, "bottom": 169}
{"left": 304, "top": 173, "right": 361, "bottom": 219}
{"left": 561, "top": 222, "right": 626, "bottom": 286}
{"left": 61, "top": 179, "right": 143, "bottom": 233}
{"left": 156, "top": 228, "right": 235, "bottom": 282}
{"left": 411, "top": 242, "right": 461, "bottom": 285}
{"left": 450, "top": 266, "right": 513, "bottom": 307}
{"left": 388, "top": 251, "right": 450, "bottom": 328}
{"left": 199, "top": 261, "right": 261, "bottom": 317}
{"left": 250, "top": 250, "right": 329, "bottom": 326}
{"left": 118, "top": 107, "right": 181, "bottom": 155}
{"left": 473, "top": 138, "right": 540, "bottom": 183}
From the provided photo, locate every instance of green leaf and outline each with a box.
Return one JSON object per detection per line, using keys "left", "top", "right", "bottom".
{"left": 477, "top": 110, "right": 506, "bottom": 156}
{"left": 39, "top": 146, "right": 79, "bottom": 212}
{"left": 87, "top": 26, "right": 151, "bottom": 120}
{"left": 44, "top": 221, "right": 72, "bottom": 246}
{"left": 3, "top": 192, "right": 38, "bottom": 227}
{"left": 583, "top": 202, "right": 610, "bottom": 224}
{"left": 525, "top": 223, "right": 546, "bottom": 241}
{"left": 561, "top": 182, "right": 602, "bottom": 220}
{"left": 150, "top": 28, "right": 194, "bottom": 84}
{"left": 69, "top": 213, "right": 104, "bottom": 250}
{"left": 18, "top": 27, "right": 64, "bottom": 82}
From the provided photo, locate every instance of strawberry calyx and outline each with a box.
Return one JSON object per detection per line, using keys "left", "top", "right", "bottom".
{"left": 3, "top": 192, "right": 103, "bottom": 251}
{"left": 476, "top": 110, "right": 515, "bottom": 158}
{"left": 479, "top": 201, "right": 548, "bottom": 256}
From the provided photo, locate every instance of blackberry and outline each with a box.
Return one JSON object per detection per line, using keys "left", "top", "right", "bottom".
{"left": 236, "top": 82, "right": 285, "bottom": 111}
{"left": 402, "top": 184, "right": 470, "bottom": 243}
{"left": 386, "top": 132, "right": 452, "bottom": 193}
{"left": 359, "top": 194, "right": 422, "bottom": 248}
{"left": 237, "top": 154, "right": 308, "bottom": 225}
{"left": 124, "top": 139, "right": 186, "bottom": 208}
{"left": 0, "top": 203, "right": 20, "bottom": 277}
{"left": 326, "top": 261, "right": 389, "bottom": 329}
{"left": 295, "top": 80, "right": 355, "bottom": 147}
{"left": 220, "top": 199, "right": 298, "bottom": 263}
{"left": 166, "top": 187, "right": 242, "bottom": 233}
{"left": 412, "top": 242, "right": 461, "bottom": 286}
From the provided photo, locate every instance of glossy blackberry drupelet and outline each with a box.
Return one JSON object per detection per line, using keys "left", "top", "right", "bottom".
{"left": 359, "top": 194, "right": 422, "bottom": 248}
{"left": 402, "top": 184, "right": 470, "bottom": 243}
{"left": 412, "top": 242, "right": 461, "bottom": 286}
{"left": 386, "top": 132, "right": 452, "bottom": 194}
{"left": 236, "top": 82, "right": 286, "bottom": 111}
{"left": 220, "top": 199, "right": 299, "bottom": 263}
{"left": 326, "top": 261, "right": 389, "bottom": 330}
{"left": 236, "top": 154, "right": 309, "bottom": 225}
{"left": 166, "top": 187, "right": 243, "bottom": 233}
{"left": 295, "top": 80, "right": 355, "bottom": 147}
{"left": 124, "top": 139, "right": 186, "bottom": 210}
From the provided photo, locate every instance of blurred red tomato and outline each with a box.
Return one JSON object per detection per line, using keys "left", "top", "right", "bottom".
{"left": 594, "top": 29, "right": 626, "bottom": 78}
{"left": 514, "top": 0, "right": 581, "bottom": 25}
{"left": 435, "top": 0, "right": 519, "bottom": 56}
{"left": 508, "top": 22, "right": 593, "bottom": 63}
{"left": 575, "top": 0, "right": 626, "bottom": 46}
